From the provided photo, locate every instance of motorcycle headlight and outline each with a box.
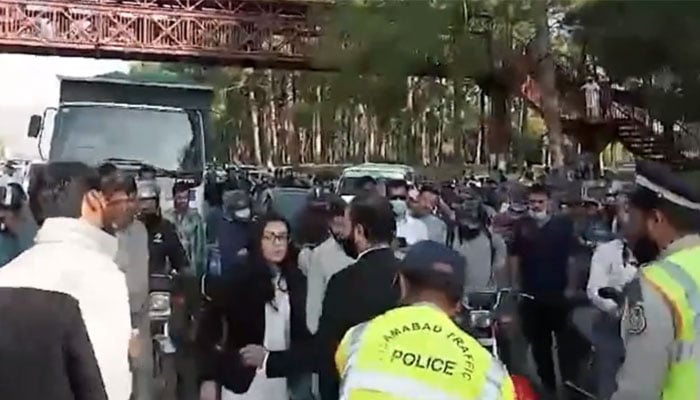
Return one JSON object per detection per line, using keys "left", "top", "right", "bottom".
{"left": 149, "top": 292, "right": 171, "bottom": 317}
{"left": 469, "top": 310, "right": 491, "bottom": 329}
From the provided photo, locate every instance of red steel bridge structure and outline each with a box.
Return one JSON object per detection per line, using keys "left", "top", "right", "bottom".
{"left": 0, "top": 0, "right": 329, "bottom": 69}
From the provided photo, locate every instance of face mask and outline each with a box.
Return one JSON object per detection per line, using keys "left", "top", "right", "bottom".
{"left": 138, "top": 212, "right": 160, "bottom": 228}
{"left": 630, "top": 234, "right": 660, "bottom": 265}
{"left": 234, "top": 208, "right": 251, "bottom": 220}
{"left": 458, "top": 224, "right": 482, "bottom": 241}
{"left": 390, "top": 199, "right": 408, "bottom": 219}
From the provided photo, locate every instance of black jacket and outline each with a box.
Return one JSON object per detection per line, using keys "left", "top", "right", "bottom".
{"left": 317, "top": 247, "right": 401, "bottom": 400}
{"left": 196, "top": 256, "right": 313, "bottom": 394}
{"left": 143, "top": 216, "right": 188, "bottom": 274}
{"left": 0, "top": 288, "right": 107, "bottom": 400}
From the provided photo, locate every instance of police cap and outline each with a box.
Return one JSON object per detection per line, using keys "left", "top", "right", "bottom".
{"left": 400, "top": 241, "right": 466, "bottom": 298}
{"left": 633, "top": 160, "right": 700, "bottom": 211}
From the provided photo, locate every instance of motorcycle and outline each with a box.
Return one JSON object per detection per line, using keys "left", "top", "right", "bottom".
{"left": 565, "top": 287, "right": 626, "bottom": 400}
{"left": 149, "top": 273, "right": 179, "bottom": 400}
{"left": 458, "top": 289, "right": 539, "bottom": 400}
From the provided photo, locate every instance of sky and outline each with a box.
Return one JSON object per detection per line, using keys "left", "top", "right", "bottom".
{"left": 0, "top": 54, "right": 128, "bottom": 158}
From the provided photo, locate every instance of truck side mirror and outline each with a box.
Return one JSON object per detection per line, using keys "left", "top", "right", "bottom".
{"left": 27, "top": 114, "right": 42, "bottom": 138}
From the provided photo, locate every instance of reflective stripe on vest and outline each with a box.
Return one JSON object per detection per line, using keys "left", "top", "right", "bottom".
{"left": 477, "top": 361, "right": 509, "bottom": 400}
{"left": 341, "top": 353, "right": 508, "bottom": 400}
{"left": 642, "top": 247, "right": 700, "bottom": 400}
{"left": 339, "top": 308, "right": 510, "bottom": 400}
{"left": 658, "top": 259, "right": 700, "bottom": 335}
{"left": 341, "top": 370, "right": 464, "bottom": 400}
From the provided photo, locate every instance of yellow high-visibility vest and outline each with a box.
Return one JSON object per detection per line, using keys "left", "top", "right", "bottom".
{"left": 642, "top": 245, "right": 700, "bottom": 400}
{"left": 335, "top": 304, "right": 515, "bottom": 400}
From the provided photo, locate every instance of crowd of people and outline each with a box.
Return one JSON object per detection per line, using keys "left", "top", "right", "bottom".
{"left": 0, "top": 158, "right": 699, "bottom": 400}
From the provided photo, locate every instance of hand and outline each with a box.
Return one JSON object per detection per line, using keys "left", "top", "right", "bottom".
{"left": 128, "top": 330, "right": 141, "bottom": 359}
{"left": 564, "top": 287, "right": 576, "bottom": 299}
{"left": 200, "top": 381, "right": 218, "bottom": 400}
{"left": 239, "top": 344, "right": 268, "bottom": 368}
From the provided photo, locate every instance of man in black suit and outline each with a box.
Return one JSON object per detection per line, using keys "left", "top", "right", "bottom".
{"left": 0, "top": 287, "right": 107, "bottom": 400}
{"left": 317, "top": 192, "right": 400, "bottom": 400}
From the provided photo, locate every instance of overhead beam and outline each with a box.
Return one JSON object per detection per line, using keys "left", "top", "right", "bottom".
{"left": 0, "top": 0, "right": 328, "bottom": 69}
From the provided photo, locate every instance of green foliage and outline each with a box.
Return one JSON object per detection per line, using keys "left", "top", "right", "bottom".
{"left": 568, "top": 0, "right": 700, "bottom": 123}
{"left": 122, "top": 0, "right": 569, "bottom": 165}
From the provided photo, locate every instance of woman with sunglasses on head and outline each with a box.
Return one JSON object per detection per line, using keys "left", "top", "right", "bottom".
{"left": 198, "top": 212, "right": 313, "bottom": 400}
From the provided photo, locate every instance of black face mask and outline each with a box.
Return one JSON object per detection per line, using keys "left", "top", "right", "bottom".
{"left": 138, "top": 212, "right": 161, "bottom": 229}
{"left": 458, "top": 224, "right": 482, "bottom": 241}
{"left": 631, "top": 234, "right": 660, "bottom": 265}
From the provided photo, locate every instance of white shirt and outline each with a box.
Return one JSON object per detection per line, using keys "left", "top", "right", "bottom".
{"left": 0, "top": 218, "right": 132, "bottom": 400}
{"left": 223, "top": 277, "right": 290, "bottom": 400}
{"left": 396, "top": 215, "right": 428, "bottom": 245}
{"left": 587, "top": 239, "right": 638, "bottom": 313}
{"left": 581, "top": 81, "right": 601, "bottom": 108}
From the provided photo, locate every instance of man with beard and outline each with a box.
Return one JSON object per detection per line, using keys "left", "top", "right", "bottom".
{"left": 317, "top": 192, "right": 400, "bottom": 400}
{"left": 610, "top": 161, "right": 700, "bottom": 400}
{"left": 508, "top": 183, "right": 581, "bottom": 396}
{"left": 137, "top": 180, "right": 188, "bottom": 274}
{"left": 0, "top": 162, "right": 132, "bottom": 400}
{"left": 454, "top": 189, "right": 507, "bottom": 294}
{"left": 165, "top": 181, "right": 206, "bottom": 277}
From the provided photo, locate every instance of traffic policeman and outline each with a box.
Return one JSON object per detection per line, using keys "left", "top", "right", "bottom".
{"left": 611, "top": 160, "right": 700, "bottom": 400}
{"left": 335, "top": 240, "right": 515, "bottom": 400}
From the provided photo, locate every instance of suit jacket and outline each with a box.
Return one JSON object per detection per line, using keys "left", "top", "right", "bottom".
{"left": 0, "top": 287, "right": 107, "bottom": 400}
{"left": 317, "top": 247, "right": 401, "bottom": 400}
{"left": 196, "top": 256, "right": 313, "bottom": 394}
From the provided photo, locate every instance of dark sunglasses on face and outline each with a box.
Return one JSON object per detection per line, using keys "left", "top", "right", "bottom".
{"left": 388, "top": 195, "right": 407, "bottom": 201}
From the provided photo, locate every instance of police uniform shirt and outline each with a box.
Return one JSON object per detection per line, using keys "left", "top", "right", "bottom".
{"left": 613, "top": 235, "right": 700, "bottom": 400}
{"left": 612, "top": 161, "right": 700, "bottom": 400}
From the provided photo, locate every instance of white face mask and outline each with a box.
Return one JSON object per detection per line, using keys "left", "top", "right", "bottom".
{"left": 390, "top": 199, "right": 408, "bottom": 219}
{"left": 529, "top": 209, "right": 548, "bottom": 221}
{"left": 234, "top": 208, "right": 251, "bottom": 219}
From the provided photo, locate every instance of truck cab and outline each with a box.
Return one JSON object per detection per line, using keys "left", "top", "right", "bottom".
{"left": 27, "top": 76, "right": 212, "bottom": 214}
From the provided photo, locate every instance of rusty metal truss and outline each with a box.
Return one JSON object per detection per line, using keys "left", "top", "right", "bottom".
{"left": 0, "top": 0, "right": 328, "bottom": 68}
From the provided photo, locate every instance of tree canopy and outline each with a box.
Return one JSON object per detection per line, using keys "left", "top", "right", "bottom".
{"left": 568, "top": 0, "right": 700, "bottom": 124}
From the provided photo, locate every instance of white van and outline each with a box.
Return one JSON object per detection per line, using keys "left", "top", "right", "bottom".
{"left": 336, "top": 163, "right": 415, "bottom": 203}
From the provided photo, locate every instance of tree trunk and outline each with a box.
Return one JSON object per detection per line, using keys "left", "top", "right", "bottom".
{"left": 284, "top": 73, "right": 299, "bottom": 165}
{"left": 313, "top": 85, "right": 323, "bottom": 162}
{"left": 533, "top": 0, "right": 565, "bottom": 169}
{"left": 248, "top": 89, "right": 263, "bottom": 165}
{"left": 266, "top": 70, "right": 279, "bottom": 166}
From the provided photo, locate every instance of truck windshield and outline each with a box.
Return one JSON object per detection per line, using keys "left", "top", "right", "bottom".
{"left": 49, "top": 105, "right": 204, "bottom": 172}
